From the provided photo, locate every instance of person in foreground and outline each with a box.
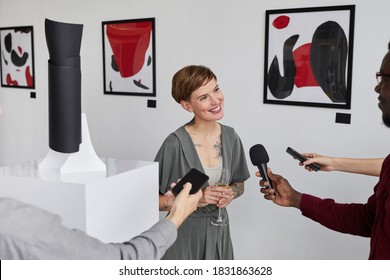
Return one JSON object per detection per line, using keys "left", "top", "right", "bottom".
{"left": 155, "top": 65, "right": 250, "bottom": 259}
{"left": 257, "top": 44, "right": 390, "bottom": 260}
{"left": 0, "top": 183, "right": 201, "bottom": 260}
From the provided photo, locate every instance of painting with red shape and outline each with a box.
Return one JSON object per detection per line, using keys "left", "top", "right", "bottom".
{"left": 273, "top": 15, "right": 290, "bottom": 29}
{"left": 292, "top": 43, "right": 319, "bottom": 88}
{"left": 0, "top": 26, "right": 35, "bottom": 89}
{"left": 106, "top": 22, "right": 152, "bottom": 78}
{"left": 102, "top": 18, "right": 156, "bottom": 96}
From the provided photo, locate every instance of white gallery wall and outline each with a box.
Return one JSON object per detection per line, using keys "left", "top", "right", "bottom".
{"left": 1, "top": 0, "right": 390, "bottom": 259}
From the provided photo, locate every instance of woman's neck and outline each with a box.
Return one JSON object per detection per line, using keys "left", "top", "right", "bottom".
{"left": 185, "top": 120, "right": 222, "bottom": 168}
{"left": 186, "top": 119, "right": 219, "bottom": 138}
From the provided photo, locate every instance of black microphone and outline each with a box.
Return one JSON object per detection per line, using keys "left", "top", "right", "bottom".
{"left": 249, "top": 144, "right": 273, "bottom": 188}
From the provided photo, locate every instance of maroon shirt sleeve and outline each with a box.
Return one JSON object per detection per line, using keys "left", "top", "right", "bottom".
{"left": 300, "top": 193, "right": 374, "bottom": 237}
{"left": 299, "top": 155, "right": 390, "bottom": 259}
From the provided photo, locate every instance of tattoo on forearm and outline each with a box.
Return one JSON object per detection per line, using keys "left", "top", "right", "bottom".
{"left": 231, "top": 182, "right": 244, "bottom": 198}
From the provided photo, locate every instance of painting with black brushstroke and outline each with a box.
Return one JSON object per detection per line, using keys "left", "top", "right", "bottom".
{"left": 264, "top": 5, "right": 355, "bottom": 109}
{"left": 102, "top": 18, "right": 156, "bottom": 96}
{"left": 0, "top": 26, "right": 35, "bottom": 89}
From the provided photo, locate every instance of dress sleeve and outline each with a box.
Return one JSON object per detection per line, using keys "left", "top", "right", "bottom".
{"left": 154, "top": 133, "right": 183, "bottom": 194}
{"left": 223, "top": 126, "right": 250, "bottom": 183}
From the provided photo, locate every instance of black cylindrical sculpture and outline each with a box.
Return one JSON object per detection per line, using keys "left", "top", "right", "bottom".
{"left": 45, "top": 19, "right": 83, "bottom": 153}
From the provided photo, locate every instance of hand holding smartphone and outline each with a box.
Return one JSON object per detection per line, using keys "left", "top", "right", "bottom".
{"left": 171, "top": 168, "right": 209, "bottom": 196}
{"left": 286, "top": 147, "right": 321, "bottom": 171}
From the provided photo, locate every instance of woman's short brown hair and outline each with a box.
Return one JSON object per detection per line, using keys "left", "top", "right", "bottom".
{"left": 171, "top": 65, "right": 217, "bottom": 103}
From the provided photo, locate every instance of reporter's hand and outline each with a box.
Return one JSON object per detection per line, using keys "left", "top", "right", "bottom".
{"left": 301, "top": 153, "right": 335, "bottom": 172}
{"left": 256, "top": 169, "right": 302, "bottom": 209}
{"left": 159, "top": 183, "right": 176, "bottom": 211}
{"left": 301, "top": 155, "right": 383, "bottom": 176}
{"left": 166, "top": 182, "right": 202, "bottom": 228}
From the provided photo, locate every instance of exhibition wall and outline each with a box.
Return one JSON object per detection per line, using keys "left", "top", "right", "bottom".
{"left": 1, "top": 0, "right": 390, "bottom": 259}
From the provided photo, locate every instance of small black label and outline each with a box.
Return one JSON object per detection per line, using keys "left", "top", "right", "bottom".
{"left": 335, "top": 112, "right": 351, "bottom": 124}
{"left": 147, "top": 99, "right": 156, "bottom": 108}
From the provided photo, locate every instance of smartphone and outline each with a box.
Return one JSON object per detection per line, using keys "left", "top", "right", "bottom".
{"left": 171, "top": 168, "right": 209, "bottom": 196}
{"left": 286, "top": 147, "right": 321, "bottom": 171}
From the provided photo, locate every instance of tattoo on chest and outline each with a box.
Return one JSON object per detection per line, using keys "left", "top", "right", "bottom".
{"left": 193, "top": 140, "right": 222, "bottom": 160}
{"left": 214, "top": 141, "right": 222, "bottom": 159}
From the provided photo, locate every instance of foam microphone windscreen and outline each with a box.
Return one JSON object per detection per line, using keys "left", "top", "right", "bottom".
{"left": 249, "top": 144, "right": 273, "bottom": 188}
{"left": 249, "top": 144, "right": 269, "bottom": 165}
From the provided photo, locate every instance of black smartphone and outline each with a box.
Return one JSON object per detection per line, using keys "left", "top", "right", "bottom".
{"left": 171, "top": 168, "right": 209, "bottom": 196}
{"left": 286, "top": 147, "right": 321, "bottom": 171}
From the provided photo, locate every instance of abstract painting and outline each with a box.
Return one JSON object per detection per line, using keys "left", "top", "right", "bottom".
{"left": 102, "top": 18, "right": 156, "bottom": 96}
{"left": 264, "top": 5, "right": 355, "bottom": 109}
{"left": 0, "top": 26, "right": 35, "bottom": 89}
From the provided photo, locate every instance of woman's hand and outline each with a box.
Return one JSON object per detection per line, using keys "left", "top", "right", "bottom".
{"left": 198, "top": 185, "right": 235, "bottom": 208}
{"left": 216, "top": 185, "right": 235, "bottom": 208}
{"left": 198, "top": 185, "right": 218, "bottom": 207}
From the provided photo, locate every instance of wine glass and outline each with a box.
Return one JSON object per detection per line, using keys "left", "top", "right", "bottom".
{"left": 211, "top": 168, "right": 229, "bottom": 226}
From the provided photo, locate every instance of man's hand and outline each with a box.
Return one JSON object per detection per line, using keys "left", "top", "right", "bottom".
{"left": 257, "top": 169, "right": 302, "bottom": 209}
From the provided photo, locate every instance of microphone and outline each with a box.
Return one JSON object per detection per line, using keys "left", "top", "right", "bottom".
{"left": 249, "top": 144, "right": 273, "bottom": 188}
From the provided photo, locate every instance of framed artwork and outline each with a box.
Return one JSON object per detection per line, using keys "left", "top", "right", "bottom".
{"left": 102, "top": 18, "right": 156, "bottom": 96}
{"left": 0, "top": 26, "right": 35, "bottom": 89}
{"left": 264, "top": 5, "right": 355, "bottom": 109}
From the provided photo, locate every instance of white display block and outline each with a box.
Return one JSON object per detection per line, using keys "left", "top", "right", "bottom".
{"left": 0, "top": 158, "right": 159, "bottom": 243}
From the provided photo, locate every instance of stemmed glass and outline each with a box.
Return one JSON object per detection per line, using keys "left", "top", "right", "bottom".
{"left": 211, "top": 168, "right": 229, "bottom": 226}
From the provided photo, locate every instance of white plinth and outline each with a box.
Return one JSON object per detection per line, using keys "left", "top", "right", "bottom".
{"left": 0, "top": 158, "right": 159, "bottom": 243}
{"left": 39, "top": 113, "right": 106, "bottom": 174}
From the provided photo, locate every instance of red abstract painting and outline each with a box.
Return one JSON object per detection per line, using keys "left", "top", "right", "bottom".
{"left": 102, "top": 18, "right": 156, "bottom": 96}
{"left": 264, "top": 6, "right": 355, "bottom": 109}
{"left": 0, "top": 26, "right": 35, "bottom": 89}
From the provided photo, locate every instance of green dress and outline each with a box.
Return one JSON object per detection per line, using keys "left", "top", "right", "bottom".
{"left": 154, "top": 123, "right": 250, "bottom": 260}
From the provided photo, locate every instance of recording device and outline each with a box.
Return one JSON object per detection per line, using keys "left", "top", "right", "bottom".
{"left": 286, "top": 147, "right": 321, "bottom": 171}
{"left": 172, "top": 168, "right": 209, "bottom": 196}
{"left": 249, "top": 144, "right": 273, "bottom": 188}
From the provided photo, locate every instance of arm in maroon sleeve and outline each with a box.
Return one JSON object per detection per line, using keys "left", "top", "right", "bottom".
{"left": 300, "top": 193, "right": 375, "bottom": 237}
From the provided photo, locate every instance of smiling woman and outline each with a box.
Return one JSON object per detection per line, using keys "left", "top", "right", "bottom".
{"left": 154, "top": 65, "right": 250, "bottom": 260}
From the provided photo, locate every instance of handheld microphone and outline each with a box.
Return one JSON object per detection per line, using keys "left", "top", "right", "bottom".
{"left": 249, "top": 144, "right": 273, "bottom": 188}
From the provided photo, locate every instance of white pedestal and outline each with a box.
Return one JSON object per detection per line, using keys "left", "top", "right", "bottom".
{"left": 39, "top": 113, "right": 106, "bottom": 174}
{"left": 0, "top": 158, "right": 159, "bottom": 243}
